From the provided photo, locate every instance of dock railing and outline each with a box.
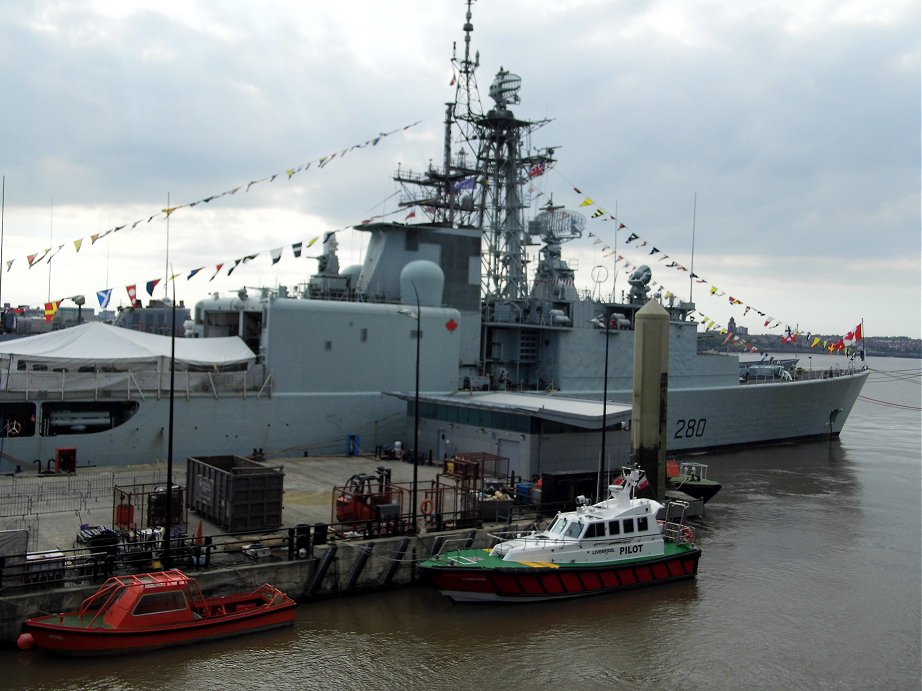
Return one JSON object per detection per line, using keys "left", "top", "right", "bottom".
{"left": 1, "top": 368, "right": 264, "bottom": 400}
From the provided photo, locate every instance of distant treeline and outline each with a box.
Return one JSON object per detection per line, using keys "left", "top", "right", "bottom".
{"left": 697, "top": 333, "right": 921, "bottom": 358}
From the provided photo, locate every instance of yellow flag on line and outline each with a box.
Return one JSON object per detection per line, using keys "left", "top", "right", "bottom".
{"left": 579, "top": 198, "right": 595, "bottom": 207}
{"left": 43, "top": 300, "right": 61, "bottom": 323}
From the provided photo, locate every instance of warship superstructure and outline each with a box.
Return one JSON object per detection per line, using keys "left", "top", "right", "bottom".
{"left": 0, "top": 2, "right": 867, "bottom": 468}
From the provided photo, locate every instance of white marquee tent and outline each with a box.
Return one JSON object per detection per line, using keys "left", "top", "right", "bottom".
{"left": 0, "top": 322, "right": 254, "bottom": 371}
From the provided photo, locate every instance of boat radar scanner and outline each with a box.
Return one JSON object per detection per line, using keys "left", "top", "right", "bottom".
{"left": 400, "top": 260, "right": 445, "bottom": 307}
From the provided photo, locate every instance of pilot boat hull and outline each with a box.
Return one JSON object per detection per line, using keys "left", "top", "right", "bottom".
{"left": 420, "top": 545, "right": 701, "bottom": 603}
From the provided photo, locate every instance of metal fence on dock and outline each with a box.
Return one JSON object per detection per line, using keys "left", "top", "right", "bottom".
{"left": 0, "top": 500, "right": 552, "bottom": 595}
{"left": 0, "top": 469, "right": 169, "bottom": 518}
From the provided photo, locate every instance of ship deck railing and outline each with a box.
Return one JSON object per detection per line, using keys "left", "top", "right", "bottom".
{"left": 660, "top": 521, "right": 693, "bottom": 544}
{"left": 0, "top": 368, "right": 269, "bottom": 401}
{"left": 741, "top": 363, "right": 867, "bottom": 384}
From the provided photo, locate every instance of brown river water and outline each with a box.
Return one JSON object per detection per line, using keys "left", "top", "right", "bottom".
{"left": 5, "top": 355, "right": 920, "bottom": 690}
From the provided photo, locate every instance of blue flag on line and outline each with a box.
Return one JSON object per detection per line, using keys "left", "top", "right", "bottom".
{"left": 453, "top": 176, "right": 476, "bottom": 192}
{"left": 96, "top": 289, "right": 112, "bottom": 308}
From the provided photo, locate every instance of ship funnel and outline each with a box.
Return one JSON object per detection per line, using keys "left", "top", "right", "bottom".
{"left": 400, "top": 260, "right": 445, "bottom": 307}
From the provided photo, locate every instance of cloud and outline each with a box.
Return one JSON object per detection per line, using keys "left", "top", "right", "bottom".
{"left": 0, "top": 0, "right": 918, "bottom": 337}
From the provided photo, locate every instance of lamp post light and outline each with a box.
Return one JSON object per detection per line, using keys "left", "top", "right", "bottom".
{"left": 73, "top": 295, "right": 85, "bottom": 324}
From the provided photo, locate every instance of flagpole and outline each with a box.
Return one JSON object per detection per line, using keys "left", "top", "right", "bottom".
{"left": 688, "top": 191, "right": 696, "bottom": 304}
{"left": 860, "top": 318, "right": 866, "bottom": 363}
{"left": 164, "top": 192, "right": 170, "bottom": 301}
{"left": 105, "top": 234, "right": 110, "bottom": 307}
{"left": 612, "top": 201, "right": 618, "bottom": 301}
{"left": 47, "top": 196, "right": 53, "bottom": 303}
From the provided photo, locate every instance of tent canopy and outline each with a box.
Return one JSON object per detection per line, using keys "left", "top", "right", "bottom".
{"left": 0, "top": 322, "right": 255, "bottom": 369}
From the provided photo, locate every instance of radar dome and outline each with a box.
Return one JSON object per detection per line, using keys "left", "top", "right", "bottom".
{"left": 400, "top": 260, "right": 444, "bottom": 307}
{"left": 341, "top": 264, "right": 362, "bottom": 288}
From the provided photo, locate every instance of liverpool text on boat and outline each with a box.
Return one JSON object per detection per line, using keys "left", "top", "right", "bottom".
{"left": 19, "top": 569, "right": 296, "bottom": 655}
{"left": 419, "top": 468, "right": 701, "bottom": 603}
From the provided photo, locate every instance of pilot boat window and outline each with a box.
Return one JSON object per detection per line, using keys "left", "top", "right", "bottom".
{"left": 564, "top": 522, "right": 583, "bottom": 538}
{"left": 548, "top": 517, "right": 567, "bottom": 535}
{"left": 133, "top": 590, "right": 188, "bottom": 615}
{"left": 608, "top": 521, "right": 620, "bottom": 535}
{"left": 623, "top": 518, "right": 635, "bottom": 534}
{"left": 584, "top": 522, "right": 605, "bottom": 538}
{"left": 638, "top": 516, "right": 649, "bottom": 531}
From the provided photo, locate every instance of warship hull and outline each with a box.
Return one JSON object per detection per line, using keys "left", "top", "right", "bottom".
{"left": 0, "top": 359, "right": 867, "bottom": 468}
{"left": 0, "top": 2, "right": 869, "bottom": 469}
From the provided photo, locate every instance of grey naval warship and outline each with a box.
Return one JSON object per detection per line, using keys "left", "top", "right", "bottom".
{"left": 0, "top": 2, "right": 868, "bottom": 469}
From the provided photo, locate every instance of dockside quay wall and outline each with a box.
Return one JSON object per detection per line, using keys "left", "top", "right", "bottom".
{"left": 0, "top": 528, "right": 496, "bottom": 647}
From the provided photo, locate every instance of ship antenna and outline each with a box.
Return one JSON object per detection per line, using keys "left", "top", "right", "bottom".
{"left": 455, "top": 0, "right": 480, "bottom": 119}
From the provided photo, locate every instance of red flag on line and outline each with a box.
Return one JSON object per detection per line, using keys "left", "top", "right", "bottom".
{"left": 43, "top": 301, "right": 61, "bottom": 323}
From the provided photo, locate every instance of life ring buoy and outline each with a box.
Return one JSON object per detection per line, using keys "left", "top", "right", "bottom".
{"left": 420, "top": 499, "right": 434, "bottom": 516}
{"left": 395, "top": 449, "right": 404, "bottom": 460}
{"left": 681, "top": 525, "right": 696, "bottom": 543}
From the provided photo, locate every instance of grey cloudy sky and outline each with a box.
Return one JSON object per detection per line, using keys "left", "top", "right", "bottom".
{"left": 1, "top": 0, "right": 918, "bottom": 338}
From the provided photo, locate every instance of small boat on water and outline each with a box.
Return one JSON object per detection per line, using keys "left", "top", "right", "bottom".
{"left": 667, "top": 459, "right": 722, "bottom": 504}
{"left": 19, "top": 569, "right": 296, "bottom": 655}
{"left": 419, "top": 467, "right": 701, "bottom": 603}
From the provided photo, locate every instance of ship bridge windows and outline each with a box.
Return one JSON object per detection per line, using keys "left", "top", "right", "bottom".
{"left": 548, "top": 516, "right": 585, "bottom": 537}
{"left": 564, "top": 522, "right": 583, "bottom": 539}
{"left": 548, "top": 516, "right": 566, "bottom": 535}
{"left": 584, "top": 521, "right": 605, "bottom": 538}
{"left": 606, "top": 518, "right": 639, "bottom": 535}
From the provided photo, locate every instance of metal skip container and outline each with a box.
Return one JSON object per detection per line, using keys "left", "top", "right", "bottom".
{"left": 186, "top": 455, "right": 284, "bottom": 532}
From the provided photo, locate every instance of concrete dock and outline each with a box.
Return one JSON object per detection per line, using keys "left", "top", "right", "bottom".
{"left": 0, "top": 455, "right": 524, "bottom": 646}
{"left": 1, "top": 454, "right": 448, "bottom": 553}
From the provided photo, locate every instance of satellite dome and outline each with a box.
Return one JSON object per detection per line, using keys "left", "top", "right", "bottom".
{"left": 400, "top": 260, "right": 444, "bottom": 307}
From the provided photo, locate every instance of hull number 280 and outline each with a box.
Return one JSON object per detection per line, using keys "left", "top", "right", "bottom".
{"left": 674, "top": 418, "right": 707, "bottom": 439}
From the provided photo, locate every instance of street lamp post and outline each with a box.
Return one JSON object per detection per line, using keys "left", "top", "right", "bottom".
{"left": 598, "top": 315, "right": 611, "bottom": 503}
{"left": 73, "top": 295, "right": 85, "bottom": 324}
{"left": 413, "top": 297, "right": 421, "bottom": 533}
{"left": 400, "top": 283, "right": 422, "bottom": 533}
